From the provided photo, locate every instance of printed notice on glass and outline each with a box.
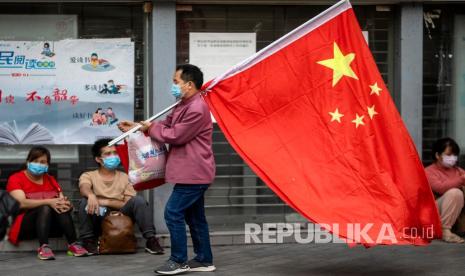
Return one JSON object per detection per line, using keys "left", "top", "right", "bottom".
{"left": 189, "top": 33, "right": 256, "bottom": 83}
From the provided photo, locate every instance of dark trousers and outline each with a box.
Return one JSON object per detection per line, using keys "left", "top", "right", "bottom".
{"left": 165, "top": 184, "right": 213, "bottom": 264}
{"left": 78, "top": 195, "right": 156, "bottom": 240}
{"left": 19, "top": 205, "right": 77, "bottom": 246}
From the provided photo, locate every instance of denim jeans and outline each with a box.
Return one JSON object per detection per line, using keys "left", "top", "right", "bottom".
{"left": 165, "top": 184, "right": 212, "bottom": 264}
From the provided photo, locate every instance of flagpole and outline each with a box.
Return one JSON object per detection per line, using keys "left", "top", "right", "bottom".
{"left": 108, "top": 100, "right": 181, "bottom": 146}
{"left": 204, "top": 0, "right": 351, "bottom": 92}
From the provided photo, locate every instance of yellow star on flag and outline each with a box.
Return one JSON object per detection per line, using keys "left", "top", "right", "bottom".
{"left": 369, "top": 82, "right": 382, "bottom": 96}
{"left": 351, "top": 113, "right": 365, "bottom": 128}
{"left": 317, "top": 42, "right": 359, "bottom": 87}
{"left": 329, "top": 108, "right": 344, "bottom": 123}
{"left": 367, "top": 105, "right": 379, "bottom": 120}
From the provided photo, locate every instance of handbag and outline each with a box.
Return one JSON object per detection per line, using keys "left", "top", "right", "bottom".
{"left": 98, "top": 211, "right": 137, "bottom": 254}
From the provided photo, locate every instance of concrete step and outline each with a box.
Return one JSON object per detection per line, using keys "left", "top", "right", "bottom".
{"left": 0, "top": 228, "right": 317, "bottom": 252}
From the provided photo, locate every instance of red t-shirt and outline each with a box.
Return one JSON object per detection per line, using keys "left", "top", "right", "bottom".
{"left": 6, "top": 171, "right": 62, "bottom": 245}
{"left": 7, "top": 171, "right": 62, "bottom": 198}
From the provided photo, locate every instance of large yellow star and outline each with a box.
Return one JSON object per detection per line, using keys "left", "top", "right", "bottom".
{"left": 367, "top": 105, "right": 379, "bottom": 120}
{"left": 369, "top": 82, "right": 382, "bottom": 96}
{"left": 329, "top": 108, "right": 344, "bottom": 123}
{"left": 317, "top": 42, "right": 359, "bottom": 87}
{"left": 351, "top": 113, "right": 365, "bottom": 128}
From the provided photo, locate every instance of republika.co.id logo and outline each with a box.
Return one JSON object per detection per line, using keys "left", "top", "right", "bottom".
{"left": 244, "top": 223, "right": 435, "bottom": 244}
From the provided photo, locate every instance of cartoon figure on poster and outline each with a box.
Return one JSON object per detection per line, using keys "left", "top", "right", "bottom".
{"left": 41, "top": 42, "right": 55, "bottom": 58}
{"left": 90, "top": 107, "right": 119, "bottom": 127}
{"left": 98, "top": 80, "right": 128, "bottom": 95}
{"left": 82, "top": 52, "right": 115, "bottom": 72}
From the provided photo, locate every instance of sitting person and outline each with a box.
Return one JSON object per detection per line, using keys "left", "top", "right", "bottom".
{"left": 0, "top": 168, "right": 20, "bottom": 241}
{"left": 425, "top": 137, "right": 465, "bottom": 243}
{"left": 78, "top": 138, "right": 163, "bottom": 255}
{"left": 6, "top": 146, "right": 88, "bottom": 260}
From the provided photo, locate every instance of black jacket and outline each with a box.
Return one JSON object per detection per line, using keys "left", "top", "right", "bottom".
{"left": 0, "top": 190, "right": 19, "bottom": 241}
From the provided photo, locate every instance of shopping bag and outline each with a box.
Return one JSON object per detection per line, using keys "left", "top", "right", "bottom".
{"left": 115, "top": 131, "right": 167, "bottom": 191}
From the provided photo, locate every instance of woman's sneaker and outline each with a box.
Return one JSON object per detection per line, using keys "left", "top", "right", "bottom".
{"left": 154, "top": 260, "right": 189, "bottom": 275}
{"left": 187, "top": 259, "right": 216, "bottom": 272}
{"left": 67, "top": 242, "right": 89, "bottom": 257}
{"left": 37, "top": 244, "right": 55, "bottom": 260}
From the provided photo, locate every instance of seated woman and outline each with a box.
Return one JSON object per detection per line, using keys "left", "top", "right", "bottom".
{"left": 425, "top": 137, "right": 465, "bottom": 243}
{"left": 7, "top": 146, "right": 88, "bottom": 260}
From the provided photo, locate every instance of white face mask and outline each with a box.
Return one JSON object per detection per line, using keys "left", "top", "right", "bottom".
{"left": 441, "top": 154, "right": 458, "bottom": 168}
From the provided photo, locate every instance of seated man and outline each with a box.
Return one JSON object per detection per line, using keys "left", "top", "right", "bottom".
{"left": 78, "top": 138, "right": 164, "bottom": 255}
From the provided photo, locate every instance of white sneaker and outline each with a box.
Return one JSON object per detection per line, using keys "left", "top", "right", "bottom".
{"left": 155, "top": 260, "right": 190, "bottom": 275}
{"left": 187, "top": 259, "right": 216, "bottom": 272}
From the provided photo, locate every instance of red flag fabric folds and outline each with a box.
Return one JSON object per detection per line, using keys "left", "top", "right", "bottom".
{"left": 203, "top": 0, "right": 441, "bottom": 245}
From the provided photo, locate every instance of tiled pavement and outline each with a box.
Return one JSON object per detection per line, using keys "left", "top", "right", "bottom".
{"left": 1, "top": 241, "right": 464, "bottom": 276}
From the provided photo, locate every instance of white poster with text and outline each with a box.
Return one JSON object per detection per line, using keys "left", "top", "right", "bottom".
{"left": 0, "top": 39, "right": 134, "bottom": 144}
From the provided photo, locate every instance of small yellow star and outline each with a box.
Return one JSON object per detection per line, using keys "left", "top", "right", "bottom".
{"left": 317, "top": 42, "right": 359, "bottom": 87}
{"left": 369, "top": 82, "right": 382, "bottom": 96}
{"left": 329, "top": 108, "right": 344, "bottom": 123}
{"left": 367, "top": 105, "right": 379, "bottom": 120}
{"left": 351, "top": 113, "right": 365, "bottom": 128}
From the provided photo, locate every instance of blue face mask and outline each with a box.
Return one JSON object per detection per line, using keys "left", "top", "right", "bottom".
{"left": 102, "top": 155, "right": 121, "bottom": 170}
{"left": 27, "top": 162, "right": 48, "bottom": 176}
{"left": 171, "top": 84, "right": 182, "bottom": 99}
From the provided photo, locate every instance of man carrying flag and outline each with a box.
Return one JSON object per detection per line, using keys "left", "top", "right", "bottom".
{"left": 119, "top": 64, "right": 216, "bottom": 275}
{"left": 203, "top": 0, "right": 441, "bottom": 245}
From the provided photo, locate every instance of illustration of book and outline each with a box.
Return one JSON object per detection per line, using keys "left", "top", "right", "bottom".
{"left": 0, "top": 121, "right": 54, "bottom": 144}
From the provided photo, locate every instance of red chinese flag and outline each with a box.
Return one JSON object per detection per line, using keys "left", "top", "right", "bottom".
{"left": 203, "top": 0, "right": 441, "bottom": 245}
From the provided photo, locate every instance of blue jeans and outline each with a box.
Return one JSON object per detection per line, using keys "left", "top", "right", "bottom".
{"left": 165, "top": 184, "right": 212, "bottom": 264}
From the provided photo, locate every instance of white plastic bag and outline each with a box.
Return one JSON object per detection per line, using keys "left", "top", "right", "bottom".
{"left": 127, "top": 131, "right": 167, "bottom": 186}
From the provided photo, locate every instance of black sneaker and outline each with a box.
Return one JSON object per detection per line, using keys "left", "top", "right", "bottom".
{"left": 154, "top": 260, "right": 189, "bottom": 275}
{"left": 81, "top": 239, "right": 98, "bottom": 256}
{"left": 187, "top": 259, "right": 216, "bottom": 272}
{"left": 146, "top": 237, "right": 164, "bottom": 255}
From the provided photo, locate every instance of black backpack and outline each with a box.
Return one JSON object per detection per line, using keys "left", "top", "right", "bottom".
{"left": 0, "top": 190, "right": 20, "bottom": 241}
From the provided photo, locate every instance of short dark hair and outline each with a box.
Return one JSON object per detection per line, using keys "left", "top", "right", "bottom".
{"left": 431, "top": 137, "right": 460, "bottom": 161}
{"left": 26, "top": 146, "right": 51, "bottom": 164}
{"left": 44, "top": 43, "right": 49, "bottom": 48}
{"left": 92, "top": 138, "right": 113, "bottom": 158}
{"left": 176, "top": 64, "right": 204, "bottom": 90}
